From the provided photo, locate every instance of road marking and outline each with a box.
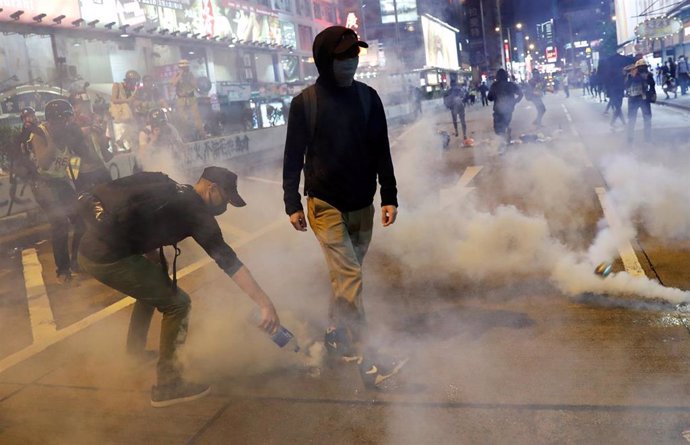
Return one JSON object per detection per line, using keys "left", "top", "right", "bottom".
{"left": 0, "top": 219, "right": 286, "bottom": 375}
{"left": 562, "top": 104, "right": 594, "bottom": 168}
{"left": 440, "top": 166, "right": 482, "bottom": 208}
{"left": 246, "top": 176, "right": 281, "bottom": 185}
{"left": 21, "top": 249, "right": 56, "bottom": 341}
{"left": 594, "top": 187, "right": 645, "bottom": 277}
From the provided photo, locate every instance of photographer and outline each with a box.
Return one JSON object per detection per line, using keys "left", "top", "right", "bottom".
{"left": 137, "top": 108, "right": 184, "bottom": 173}
{"left": 625, "top": 58, "right": 655, "bottom": 144}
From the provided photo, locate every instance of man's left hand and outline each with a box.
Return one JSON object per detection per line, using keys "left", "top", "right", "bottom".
{"left": 381, "top": 205, "right": 398, "bottom": 227}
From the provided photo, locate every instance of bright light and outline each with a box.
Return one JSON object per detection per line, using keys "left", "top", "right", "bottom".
{"left": 495, "top": 27, "right": 500, "bottom": 32}
{"left": 504, "top": 39, "right": 508, "bottom": 43}
{"left": 516, "top": 23, "right": 523, "bottom": 30}
{"left": 525, "top": 35, "right": 530, "bottom": 40}
{"left": 529, "top": 43, "right": 535, "bottom": 50}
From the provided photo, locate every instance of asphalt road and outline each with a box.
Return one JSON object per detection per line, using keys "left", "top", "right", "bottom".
{"left": 1, "top": 93, "right": 690, "bottom": 444}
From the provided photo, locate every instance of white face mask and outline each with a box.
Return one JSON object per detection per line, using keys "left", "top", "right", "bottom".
{"left": 333, "top": 57, "right": 359, "bottom": 87}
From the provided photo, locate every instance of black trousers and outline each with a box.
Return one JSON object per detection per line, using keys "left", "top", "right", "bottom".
{"left": 627, "top": 96, "right": 652, "bottom": 143}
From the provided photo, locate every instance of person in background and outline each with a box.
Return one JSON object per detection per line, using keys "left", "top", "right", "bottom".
{"left": 479, "top": 81, "right": 489, "bottom": 106}
{"left": 25, "top": 100, "right": 88, "bottom": 283}
{"left": 625, "top": 58, "right": 655, "bottom": 144}
{"left": 487, "top": 68, "right": 523, "bottom": 144}
{"left": 137, "top": 108, "right": 185, "bottom": 173}
{"left": 109, "top": 70, "right": 140, "bottom": 151}
{"left": 526, "top": 68, "right": 546, "bottom": 127}
{"left": 133, "top": 75, "right": 166, "bottom": 127}
{"left": 562, "top": 73, "right": 570, "bottom": 98}
{"left": 171, "top": 59, "right": 207, "bottom": 140}
{"left": 443, "top": 81, "right": 467, "bottom": 139}
{"left": 677, "top": 55, "right": 689, "bottom": 95}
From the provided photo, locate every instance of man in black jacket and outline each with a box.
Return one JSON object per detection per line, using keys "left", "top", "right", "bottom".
{"left": 79, "top": 168, "right": 280, "bottom": 407}
{"left": 283, "top": 26, "right": 403, "bottom": 388}
{"left": 488, "top": 69, "right": 523, "bottom": 141}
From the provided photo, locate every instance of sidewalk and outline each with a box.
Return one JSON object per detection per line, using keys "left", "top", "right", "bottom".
{"left": 653, "top": 85, "right": 690, "bottom": 111}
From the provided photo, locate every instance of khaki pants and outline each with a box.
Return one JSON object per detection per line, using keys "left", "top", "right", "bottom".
{"left": 175, "top": 96, "right": 205, "bottom": 136}
{"left": 307, "top": 197, "right": 374, "bottom": 340}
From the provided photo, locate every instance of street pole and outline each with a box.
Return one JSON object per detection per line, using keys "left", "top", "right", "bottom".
{"left": 392, "top": 0, "right": 401, "bottom": 59}
{"left": 496, "top": 0, "right": 506, "bottom": 70}
{"left": 506, "top": 26, "right": 513, "bottom": 77}
{"left": 479, "top": 0, "right": 489, "bottom": 72}
{"left": 567, "top": 14, "right": 575, "bottom": 69}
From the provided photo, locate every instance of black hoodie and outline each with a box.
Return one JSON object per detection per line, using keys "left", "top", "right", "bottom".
{"left": 282, "top": 26, "right": 398, "bottom": 215}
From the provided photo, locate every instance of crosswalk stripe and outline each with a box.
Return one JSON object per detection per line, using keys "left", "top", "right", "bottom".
{"left": 594, "top": 187, "right": 646, "bottom": 277}
{"left": 0, "top": 219, "right": 286, "bottom": 375}
{"left": 440, "top": 166, "right": 482, "bottom": 208}
{"left": 21, "top": 248, "right": 57, "bottom": 341}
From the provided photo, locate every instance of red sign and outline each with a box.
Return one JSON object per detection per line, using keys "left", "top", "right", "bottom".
{"left": 545, "top": 46, "right": 558, "bottom": 63}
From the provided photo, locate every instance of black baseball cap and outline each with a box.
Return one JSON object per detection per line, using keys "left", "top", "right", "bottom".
{"left": 333, "top": 29, "right": 368, "bottom": 55}
{"left": 201, "top": 166, "right": 246, "bottom": 207}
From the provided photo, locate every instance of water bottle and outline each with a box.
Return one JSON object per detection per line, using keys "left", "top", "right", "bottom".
{"left": 269, "top": 325, "right": 301, "bottom": 353}
{"left": 250, "top": 310, "right": 300, "bottom": 353}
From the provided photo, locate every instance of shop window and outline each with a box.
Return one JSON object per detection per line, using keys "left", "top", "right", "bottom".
{"left": 281, "top": 56, "right": 300, "bottom": 83}
{"left": 298, "top": 25, "right": 313, "bottom": 51}
{"left": 274, "top": 0, "right": 293, "bottom": 13}
{"left": 313, "top": 2, "right": 322, "bottom": 20}
{"left": 296, "top": 0, "right": 312, "bottom": 17}
{"left": 255, "top": 53, "right": 276, "bottom": 83}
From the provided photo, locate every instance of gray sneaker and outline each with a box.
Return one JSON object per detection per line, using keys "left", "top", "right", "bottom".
{"left": 151, "top": 381, "right": 211, "bottom": 408}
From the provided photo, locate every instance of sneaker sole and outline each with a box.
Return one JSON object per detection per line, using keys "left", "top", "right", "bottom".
{"left": 150, "top": 386, "right": 211, "bottom": 408}
{"left": 365, "top": 358, "right": 410, "bottom": 388}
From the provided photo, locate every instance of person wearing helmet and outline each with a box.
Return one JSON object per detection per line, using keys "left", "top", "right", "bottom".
{"left": 109, "top": 70, "right": 140, "bottom": 151}
{"left": 136, "top": 108, "right": 184, "bottom": 174}
{"left": 132, "top": 75, "right": 166, "bottom": 126}
{"left": 171, "top": 59, "right": 207, "bottom": 140}
{"left": 23, "top": 100, "right": 90, "bottom": 283}
{"left": 625, "top": 58, "right": 656, "bottom": 143}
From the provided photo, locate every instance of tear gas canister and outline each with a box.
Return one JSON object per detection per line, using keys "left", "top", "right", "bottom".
{"left": 594, "top": 262, "right": 613, "bottom": 278}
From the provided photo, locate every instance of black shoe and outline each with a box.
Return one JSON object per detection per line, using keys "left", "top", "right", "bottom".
{"left": 56, "top": 271, "right": 73, "bottom": 285}
{"left": 324, "top": 327, "right": 360, "bottom": 365}
{"left": 151, "top": 381, "right": 211, "bottom": 408}
{"left": 358, "top": 354, "right": 409, "bottom": 389}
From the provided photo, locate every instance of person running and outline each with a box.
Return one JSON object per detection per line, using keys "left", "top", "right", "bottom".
{"left": 78, "top": 167, "right": 281, "bottom": 407}
{"left": 479, "top": 81, "right": 489, "bottom": 106}
{"left": 625, "top": 59, "right": 655, "bottom": 144}
{"left": 443, "top": 81, "right": 467, "bottom": 139}
{"left": 282, "top": 26, "right": 404, "bottom": 389}
{"left": 487, "top": 68, "right": 523, "bottom": 143}
{"left": 526, "top": 68, "right": 547, "bottom": 127}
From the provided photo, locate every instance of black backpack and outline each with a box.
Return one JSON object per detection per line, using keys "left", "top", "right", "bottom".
{"left": 79, "top": 171, "right": 183, "bottom": 289}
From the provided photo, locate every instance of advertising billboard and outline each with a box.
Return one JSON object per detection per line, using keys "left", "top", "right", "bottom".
{"left": 421, "top": 15, "right": 459, "bottom": 71}
{"left": 380, "top": 0, "right": 417, "bottom": 24}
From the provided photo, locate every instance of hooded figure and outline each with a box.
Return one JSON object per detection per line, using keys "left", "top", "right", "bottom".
{"left": 282, "top": 26, "right": 404, "bottom": 389}
{"left": 487, "top": 68, "right": 523, "bottom": 137}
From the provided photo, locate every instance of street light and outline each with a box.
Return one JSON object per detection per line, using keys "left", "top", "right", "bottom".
{"left": 516, "top": 22, "right": 523, "bottom": 30}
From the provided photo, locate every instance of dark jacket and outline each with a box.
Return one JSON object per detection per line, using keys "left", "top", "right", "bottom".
{"left": 487, "top": 80, "right": 523, "bottom": 115}
{"left": 283, "top": 26, "right": 397, "bottom": 215}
